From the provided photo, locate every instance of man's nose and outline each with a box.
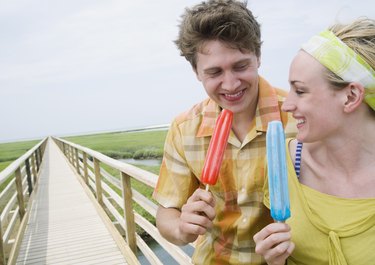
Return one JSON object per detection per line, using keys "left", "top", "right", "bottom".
{"left": 221, "top": 72, "right": 240, "bottom": 91}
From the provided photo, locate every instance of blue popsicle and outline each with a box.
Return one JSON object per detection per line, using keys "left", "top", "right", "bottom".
{"left": 266, "top": 120, "right": 291, "bottom": 222}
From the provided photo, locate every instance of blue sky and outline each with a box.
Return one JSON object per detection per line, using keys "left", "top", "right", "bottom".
{"left": 0, "top": 0, "right": 374, "bottom": 142}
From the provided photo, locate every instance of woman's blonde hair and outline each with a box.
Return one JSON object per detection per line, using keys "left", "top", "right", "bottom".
{"left": 326, "top": 18, "right": 375, "bottom": 90}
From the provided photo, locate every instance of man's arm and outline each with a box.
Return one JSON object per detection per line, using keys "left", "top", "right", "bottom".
{"left": 156, "top": 188, "right": 216, "bottom": 245}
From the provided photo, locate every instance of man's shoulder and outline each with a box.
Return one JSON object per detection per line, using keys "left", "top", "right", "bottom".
{"left": 267, "top": 83, "right": 288, "bottom": 102}
{"left": 173, "top": 98, "right": 210, "bottom": 125}
{"left": 273, "top": 87, "right": 288, "bottom": 98}
{"left": 258, "top": 76, "right": 288, "bottom": 103}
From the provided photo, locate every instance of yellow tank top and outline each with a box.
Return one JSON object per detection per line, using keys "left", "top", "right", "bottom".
{"left": 264, "top": 139, "right": 375, "bottom": 265}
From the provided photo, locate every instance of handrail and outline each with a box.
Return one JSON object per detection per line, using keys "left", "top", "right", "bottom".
{"left": 0, "top": 137, "right": 48, "bottom": 265}
{"left": 52, "top": 136, "right": 193, "bottom": 265}
{"left": 0, "top": 138, "right": 46, "bottom": 185}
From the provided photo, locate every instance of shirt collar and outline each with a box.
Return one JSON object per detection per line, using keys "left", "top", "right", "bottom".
{"left": 196, "top": 76, "right": 282, "bottom": 138}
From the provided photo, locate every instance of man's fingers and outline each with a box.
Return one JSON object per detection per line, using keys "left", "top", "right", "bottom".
{"left": 188, "top": 188, "right": 215, "bottom": 206}
{"left": 184, "top": 189, "right": 216, "bottom": 220}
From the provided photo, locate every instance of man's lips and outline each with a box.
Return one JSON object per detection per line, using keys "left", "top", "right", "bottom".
{"left": 222, "top": 89, "right": 245, "bottom": 101}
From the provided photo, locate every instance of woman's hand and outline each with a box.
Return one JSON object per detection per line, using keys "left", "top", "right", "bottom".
{"left": 253, "top": 223, "right": 295, "bottom": 265}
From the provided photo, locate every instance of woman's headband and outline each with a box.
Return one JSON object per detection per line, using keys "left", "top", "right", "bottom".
{"left": 302, "top": 30, "right": 375, "bottom": 111}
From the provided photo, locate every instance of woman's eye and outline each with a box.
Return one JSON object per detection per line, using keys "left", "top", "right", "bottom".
{"left": 295, "top": 89, "right": 304, "bottom": 95}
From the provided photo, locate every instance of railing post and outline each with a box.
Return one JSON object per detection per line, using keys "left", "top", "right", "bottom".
{"left": 82, "top": 153, "right": 89, "bottom": 184}
{"left": 31, "top": 154, "right": 37, "bottom": 184}
{"left": 62, "top": 142, "right": 66, "bottom": 156}
{"left": 34, "top": 150, "right": 40, "bottom": 172}
{"left": 15, "top": 167, "right": 26, "bottom": 219}
{"left": 120, "top": 171, "right": 137, "bottom": 254}
{"left": 37, "top": 147, "right": 42, "bottom": 168}
{"left": 24, "top": 158, "right": 33, "bottom": 195}
{"left": 69, "top": 146, "right": 74, "bottom": 164}
{"left": 93, "top": 158, "right": 103, "bottom": 205}
{"left": 72, "top": 147, "right": 76, "bottom": 167}
{"left": 75, "top": 148, "right": 80, "bottom": 174}
{"left": 0, "top": 219, "right": 5, "bottom": 265}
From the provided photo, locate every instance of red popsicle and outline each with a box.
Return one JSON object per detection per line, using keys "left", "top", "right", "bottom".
{"left": 201, "top": 109, "right": 233, "bottom": 188}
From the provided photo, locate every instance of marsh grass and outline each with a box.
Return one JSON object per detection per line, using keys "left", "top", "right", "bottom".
{"left": 0, "top": 139, "right": 40, "bottom": 171}
{"left": 65, "top": 130, "right": 167, "bottom": 159}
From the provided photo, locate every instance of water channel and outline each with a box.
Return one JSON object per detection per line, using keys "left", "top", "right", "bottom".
{"left": 119, "top": 158, "right": 162, "bottom": 167}
{"left": 137, "top": 240, "right": 194, "bottom": 264}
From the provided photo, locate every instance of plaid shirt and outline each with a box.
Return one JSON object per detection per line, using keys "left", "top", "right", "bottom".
{"left": 153, "top": 77, "right": 296, "bottom": 265}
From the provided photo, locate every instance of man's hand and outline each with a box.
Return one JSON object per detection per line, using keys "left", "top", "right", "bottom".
{"left": 156, "top": 188, "right": 215, "bottom": 245}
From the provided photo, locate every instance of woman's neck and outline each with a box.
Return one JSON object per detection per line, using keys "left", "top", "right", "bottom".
{"left": 300, "top": 117, "right": 375, "bottom": 198}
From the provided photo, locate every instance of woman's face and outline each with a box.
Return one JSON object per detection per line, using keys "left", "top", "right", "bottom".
{"left": 282, "top": 51, "right": 347, "bottom": 143}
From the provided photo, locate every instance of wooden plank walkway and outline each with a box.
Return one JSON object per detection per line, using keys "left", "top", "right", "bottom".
{"left": 16, "top": 139, "right": 134, "bottom": 265}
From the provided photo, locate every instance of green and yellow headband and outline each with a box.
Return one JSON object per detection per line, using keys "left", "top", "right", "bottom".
{"left": 302, "top": 30, "right": 375, "bottom": 111}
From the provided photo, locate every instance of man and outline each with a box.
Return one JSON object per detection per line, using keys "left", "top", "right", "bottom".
{"left": 153, "top": 1, "right": 296, "bottom": 264}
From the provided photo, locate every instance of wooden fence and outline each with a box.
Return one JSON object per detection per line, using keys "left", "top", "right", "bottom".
{"left": 53, "top": 137, "right": 193, "bottom": 265}
{"left": 0, "top": 138, "right": 48, "bottom": 264}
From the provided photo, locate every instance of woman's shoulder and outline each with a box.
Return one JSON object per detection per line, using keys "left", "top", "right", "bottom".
{"left": 286, "top": 138, "right": 298, "bottom": 165}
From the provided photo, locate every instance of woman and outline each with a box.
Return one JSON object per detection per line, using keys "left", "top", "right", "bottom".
{"left": 253, "top": 18, "right": 375, "bottom": 265}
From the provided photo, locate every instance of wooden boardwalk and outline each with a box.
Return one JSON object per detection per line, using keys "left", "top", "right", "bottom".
{"left": 16, "top": 139, "right": 135, "bottom": 265}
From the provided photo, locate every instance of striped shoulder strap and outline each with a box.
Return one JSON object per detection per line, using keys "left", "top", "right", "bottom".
{"left": 294, "top": 142, "right": 303, "bottom": 178}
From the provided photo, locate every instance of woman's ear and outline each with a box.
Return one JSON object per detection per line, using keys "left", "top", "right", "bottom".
{"left": 343, "top": 82, "right": 365, "bottom": 113}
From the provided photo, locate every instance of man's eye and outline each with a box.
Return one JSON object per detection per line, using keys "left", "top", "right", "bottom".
{"left": 207, "top": 71, "right": 221, "bottom": 77}
{"left": 235, "top": 64, "right": 248, "bottom": 71}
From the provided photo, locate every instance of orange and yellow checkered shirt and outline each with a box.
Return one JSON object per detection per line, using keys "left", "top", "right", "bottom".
{"left": 153, "top": 77, "right": 296, "bottom": 265}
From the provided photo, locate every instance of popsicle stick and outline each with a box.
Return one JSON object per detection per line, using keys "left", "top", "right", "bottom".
{"left": 205, "top": 185, "right": 210, "bottom": 191}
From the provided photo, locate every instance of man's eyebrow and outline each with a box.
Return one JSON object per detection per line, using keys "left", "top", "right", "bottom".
{"left": 203, "top": 58, "right": 252, "bottom": 73}
{"left": 234, "top": 58, "right": 251, "bottom": 64}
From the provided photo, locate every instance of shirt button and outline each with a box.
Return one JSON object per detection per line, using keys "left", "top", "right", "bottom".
{"left": 241, "top": 187, "right": 246, "bottom": 193}
{"left": 242, "top": 218, "right": 247, "bottom": 223}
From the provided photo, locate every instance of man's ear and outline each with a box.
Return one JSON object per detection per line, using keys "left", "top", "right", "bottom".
{"left": 343, "top": 82, "right": 365, "bottom": 113}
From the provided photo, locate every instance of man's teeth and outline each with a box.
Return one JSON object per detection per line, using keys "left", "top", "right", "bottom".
{"left": 297, "top": 119, "right": 305, "bottom": 125}
{"left": 225, "top": 91, "right": 243, "bottom": 98}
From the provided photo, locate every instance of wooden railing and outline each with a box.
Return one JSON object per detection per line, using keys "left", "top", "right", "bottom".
{"left": 53, "top": 137, "right": 193, "bottom": 265}
{"left": 0, "top": 138, "right": 48, "bottom": 265}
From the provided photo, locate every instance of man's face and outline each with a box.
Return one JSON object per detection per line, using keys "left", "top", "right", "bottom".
{"left": 195, "top": 40, "right": 260, "bottom": 117}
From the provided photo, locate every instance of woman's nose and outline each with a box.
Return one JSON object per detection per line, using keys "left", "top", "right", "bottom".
{"left": 281, "top": 96, "right": 296, "bottom": 112}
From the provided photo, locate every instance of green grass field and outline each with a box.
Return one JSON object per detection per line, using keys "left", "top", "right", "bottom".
{"left": 64, "top": 130, "right": 168, "bottom": 160}
{"left": 0, "top": 139, "right": 41, "bottom": 171}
